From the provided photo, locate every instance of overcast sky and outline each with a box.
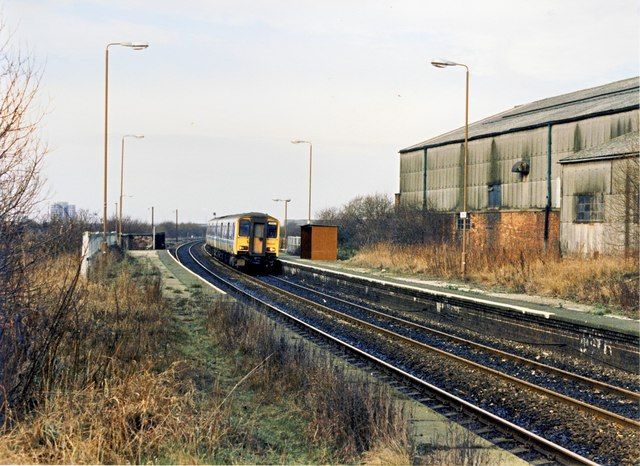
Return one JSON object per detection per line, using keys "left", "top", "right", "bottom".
{"left": 4, "top": 0, "right": 639, "bottom": 223}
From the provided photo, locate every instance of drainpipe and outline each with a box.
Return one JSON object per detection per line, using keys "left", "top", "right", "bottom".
{"left": 422, "top": 148, "right": 428, "bottom": 211}
{"left": 544, "top": 123, "right": 552, "bottom": 250}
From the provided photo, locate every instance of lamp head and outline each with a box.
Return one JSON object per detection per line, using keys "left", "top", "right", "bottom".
{"left": 126, "top": 42, "right": 149, "bottom": 50}
{"left": 291, "top": 139, "right": 310, "bottom": 144}
{"left": 430, "top": 58, "right": 458, "bottom": 68}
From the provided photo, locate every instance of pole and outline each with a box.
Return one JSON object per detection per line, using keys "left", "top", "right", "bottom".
{"left": 151, "top": 206, "right": 155, "bottom": 250}
{"left": 118, "top": 136, "right": 125, "bottom": 245}
{"left": 102, "top": 46, "right": 110, "bottom": 252}
{"left": 308, "top": 143, "right": 312, "bottom": 224}
{"left": 284, "top": 200, "right": 288, "bottom": 251}
{"left": 461, "top": 66, "right": 469, "bottom": 278}
{"left": 175, "top": 209, "right": 179, "bottom": 244}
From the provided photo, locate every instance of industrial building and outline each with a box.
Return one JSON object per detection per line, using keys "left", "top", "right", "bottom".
{"left": 397, "top": 77, "right": 639, "bottom": 254}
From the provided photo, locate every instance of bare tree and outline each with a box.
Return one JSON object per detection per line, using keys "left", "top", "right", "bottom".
{"left": 0, "top": 20, "right": 49, "bottom": 419}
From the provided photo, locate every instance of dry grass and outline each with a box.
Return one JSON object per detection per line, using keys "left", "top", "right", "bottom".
{"left": 349, "top": 243, "right": 639, "bottom": 316}
{"left": 0, "top": 364, "right": 228, "bottom": 464}
{"left": 0, "top": 254, "right": 229, "bottom": 464}
{"left": 1, "top": 253, "right": 412, "bottom": 464}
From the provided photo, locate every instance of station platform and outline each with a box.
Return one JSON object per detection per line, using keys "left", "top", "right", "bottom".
{"left": 279, "top": 254, "right": 639, "bottom": 338}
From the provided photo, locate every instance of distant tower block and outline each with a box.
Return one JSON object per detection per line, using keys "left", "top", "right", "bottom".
{"left": 300, "top": 224, "right": 338, "bottom": 261}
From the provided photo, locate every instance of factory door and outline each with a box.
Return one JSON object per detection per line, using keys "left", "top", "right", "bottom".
{"left": 251, "top": 222, "right": 266, "bottom": 255}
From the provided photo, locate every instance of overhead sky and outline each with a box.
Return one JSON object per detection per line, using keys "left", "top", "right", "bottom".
{"left": 3, "top": 0, "right": 639, "bottom": 223}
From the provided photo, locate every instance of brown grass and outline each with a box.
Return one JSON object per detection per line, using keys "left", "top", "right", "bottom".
{"left": 0, "top": 254, "right": 229, "bottom": 464}
{"left": 349, "top": 243, "right": 639, "bottom": 316}
{"left": 1, "top": 253, "right": 412, "bottom": 464}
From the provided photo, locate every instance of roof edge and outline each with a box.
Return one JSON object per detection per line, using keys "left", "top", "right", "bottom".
{"left": 559, "top": 151, "right": 639, "bottom": 164}
{"left": 399, "top": 105, "right": 640, "bottom": 154}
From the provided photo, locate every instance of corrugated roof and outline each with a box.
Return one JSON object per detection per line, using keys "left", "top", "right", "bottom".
{"left": 400, "top": 77, "right": 640, "bottom": 153}
{"left": 559, "top": 131, "right": 639, "bottom": 164}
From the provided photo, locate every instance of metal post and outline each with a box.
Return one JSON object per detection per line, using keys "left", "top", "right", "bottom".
{"left": 284, "top": 199, "right": 288, "bottom": 251}
{"left": 308, "top": 143, "right": 313, "bottom": 224}
{"left": 175, "top": 209, "right": 179, "bottom": 244}
{"left": 151, "top": 206, "right": 155, "bottom": 250}
{"left": 461, "top": 66, "right": 469, "bottom": 278}
{"left": 102, "top": 47, "right": 110, "bottom": 252}
{"left": 118, "top": 136, "right": 124, "bottom": 244}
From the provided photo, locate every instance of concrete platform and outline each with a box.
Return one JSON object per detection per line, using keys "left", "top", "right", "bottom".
{"left": 279, "top": 254, "right": 639, "bottom": 337}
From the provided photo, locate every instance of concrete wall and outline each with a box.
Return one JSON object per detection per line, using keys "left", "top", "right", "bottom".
{"left": 81, "top": 232, "right": 117, "bottom": 276}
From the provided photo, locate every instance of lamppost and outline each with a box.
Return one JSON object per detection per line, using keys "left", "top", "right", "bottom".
{"left": 273, "top": 198, "right": 291, "bottom": 251}
{"left": 102, "top": 41, "right": 149, "bottom": 253}
{"left": 150, "top": 206, "right": 155, "bottom": 250}
{"left": 291, "top": 140, "right": 313, "bottom": 224}
{"left": 431, "top": 58, "right": 470, "bottom": 277}
{"left": 118, "top": 134, "right": 144, "bottom": 244}
{"left": 175, "top": 209, "right": 179, "bottom": 244}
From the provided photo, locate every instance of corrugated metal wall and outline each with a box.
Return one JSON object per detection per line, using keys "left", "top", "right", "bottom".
{"left": 399, "top": 110, "right": 639, "bottom": 217}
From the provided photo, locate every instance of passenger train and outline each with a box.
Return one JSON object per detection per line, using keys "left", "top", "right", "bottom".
{"left": 205, "top": 212, "right": 280, "bottom": 269}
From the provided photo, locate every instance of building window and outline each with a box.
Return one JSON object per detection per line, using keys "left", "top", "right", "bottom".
{"left": 488, "top": 184, "right": 501, "bottom": 208}
{"left": 456, "top": 215, "right": 473, "bottom": 230}
{"left": 576, "top": 193, "right": 604, "bottom": 222}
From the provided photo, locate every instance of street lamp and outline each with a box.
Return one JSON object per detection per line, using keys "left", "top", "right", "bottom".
{"left": 273, "top": 198, "right": 291, "bottom": 251}
{"left": 291, "top": 140, "right": 313, "bottom": 224}
{"left": 118, "top": 134, "right": 144, "bottom": 244}
{"left": 431, "top": 58, "right": 470, "bottom": 277}
{"left": 102, "top": 41, "right": 149, "bottom": 253}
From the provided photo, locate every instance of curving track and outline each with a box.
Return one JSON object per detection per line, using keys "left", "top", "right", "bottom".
{"left": 174, "top": 241, "right": 639, "bottom": 465}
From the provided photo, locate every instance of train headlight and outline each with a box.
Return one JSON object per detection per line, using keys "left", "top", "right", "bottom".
{"left": 267, "top": 247, "right": 275, "bottom": 252}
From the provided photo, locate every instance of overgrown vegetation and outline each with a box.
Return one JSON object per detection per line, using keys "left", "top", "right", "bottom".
{"left": 205, "top": 298, "right": 410, "bottom": 463}
{"left": 0, "top": 255, "right": 411, "bottom": 463}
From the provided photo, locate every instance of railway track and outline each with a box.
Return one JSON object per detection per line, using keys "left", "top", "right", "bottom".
{"left": 175, "top": 241, "right": 637, "bottom": 465}
{"left": 262, "top": 275, "right": 640, "bottom": 423}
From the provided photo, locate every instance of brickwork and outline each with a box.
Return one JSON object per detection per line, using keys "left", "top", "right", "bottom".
{"left": 434, "top": 210, "right": 561, "bottom": 254}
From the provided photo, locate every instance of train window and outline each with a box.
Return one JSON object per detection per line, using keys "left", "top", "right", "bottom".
{"left": 267, "top": 222, "right": 278, "bottom": 238}
{"left": 239, "top": 220, "right": 250, "bottom": 237}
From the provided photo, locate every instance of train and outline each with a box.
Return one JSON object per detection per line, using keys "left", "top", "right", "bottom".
{"left": 205, "top": 212, "right": 280, "bottom": 269}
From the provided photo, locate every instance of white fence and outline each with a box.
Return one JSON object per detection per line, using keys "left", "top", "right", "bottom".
{"left": 81, "top": 231, "right": 117, "bottom": 277}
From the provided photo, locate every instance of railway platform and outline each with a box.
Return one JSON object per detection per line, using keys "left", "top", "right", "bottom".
{"left": 279, "top": 254, "right": 639, "bottom": 371}
{"left": 279, "top": 254, "right": 639, "bottom": 336}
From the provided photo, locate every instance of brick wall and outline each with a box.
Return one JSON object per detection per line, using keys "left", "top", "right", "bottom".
{"left": 435, "top": 210, "right": 560, "bottom": 254}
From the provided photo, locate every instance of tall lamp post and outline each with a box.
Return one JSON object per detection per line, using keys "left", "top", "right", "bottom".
{"left": 273, "top": 198, "right": 291, "bottom": 251}
{"left": 102, "top": 41, "right": 149, "bottom": 253}
{"left": 291, "top": 140, "right": 313, "bottom": 224}
{"left": 150, "top": 206, "right": 155, "bottom": 250}
{"left": 118, "top": 134, "right": 144, "bottom": 244}
{"left": 431, "top": 58, "right": 470, "bottom": 277}
{"left": 175, "top": 209, "right": 179, "bottom": 244}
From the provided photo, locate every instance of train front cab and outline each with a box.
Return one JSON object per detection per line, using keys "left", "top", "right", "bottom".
{"left": 234, "top": 216, "right": 279, "bottom": 269}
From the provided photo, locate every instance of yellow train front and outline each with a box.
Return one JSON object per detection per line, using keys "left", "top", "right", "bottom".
{"left": 205, "top": 212, "right": 280, "bottom": 269}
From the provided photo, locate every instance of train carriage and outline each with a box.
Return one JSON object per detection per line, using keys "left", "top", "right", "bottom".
{"left": 205, "top": 212, "right": 280, "bottom": 269}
